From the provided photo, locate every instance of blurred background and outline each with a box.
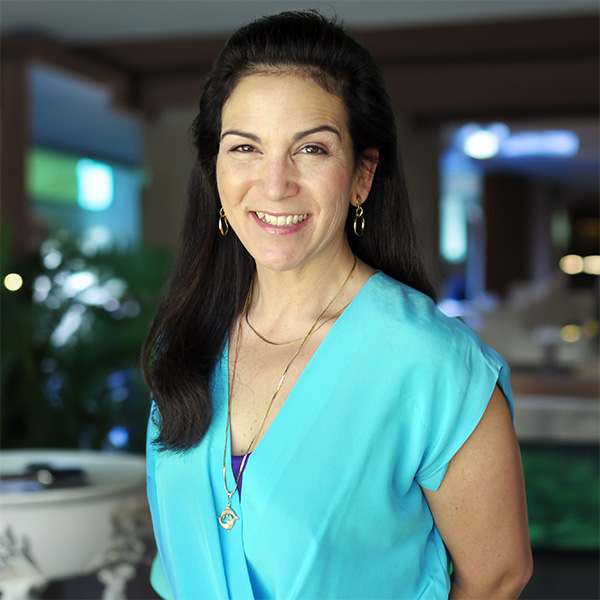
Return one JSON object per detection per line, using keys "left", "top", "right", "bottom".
{"left": 1, "top": 1, "right": 598, "bottom": 598}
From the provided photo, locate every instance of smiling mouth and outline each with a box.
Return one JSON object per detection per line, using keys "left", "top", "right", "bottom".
{"left": 255, "top": 211, "right": 308, "bottom": 227}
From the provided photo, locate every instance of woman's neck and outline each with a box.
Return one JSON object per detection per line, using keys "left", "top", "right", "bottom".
{"left": 247, "top": 249, "right": 374, "bottom": 342}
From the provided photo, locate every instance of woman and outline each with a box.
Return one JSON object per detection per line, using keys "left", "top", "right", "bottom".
{"left": 143, "top": 11, "right": 532, "bottom": 600}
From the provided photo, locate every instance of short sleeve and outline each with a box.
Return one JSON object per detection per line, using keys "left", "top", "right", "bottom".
{"left": 415, "top": 326, "right": 514, "bottom": 492}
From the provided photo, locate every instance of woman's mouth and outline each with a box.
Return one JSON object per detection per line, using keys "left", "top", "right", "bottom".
{"left": 255, "top": 211, "right": 308, "bottom": 227}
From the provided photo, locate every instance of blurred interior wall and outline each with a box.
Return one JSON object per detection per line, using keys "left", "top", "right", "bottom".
{"left": 142, "top": 108, "right": 195, "bottom": 250}
{"left": 2, "top": 15, "right": 598, "bottom": 268}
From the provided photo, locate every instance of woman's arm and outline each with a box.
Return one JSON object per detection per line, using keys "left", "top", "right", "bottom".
{"left": 422, "top": 387, "right": 533, "bottom": 599}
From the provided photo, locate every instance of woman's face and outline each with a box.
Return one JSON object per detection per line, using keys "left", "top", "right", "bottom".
{"left": 216, "top": 72, "right": 373, "bottom": 274}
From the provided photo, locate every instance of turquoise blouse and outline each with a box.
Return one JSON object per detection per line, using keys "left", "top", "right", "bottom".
{"left": 146, "top": 272, "right": 513, "bottom": 599}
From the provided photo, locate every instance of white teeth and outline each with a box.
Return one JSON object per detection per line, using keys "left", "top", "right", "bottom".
{"left": 255, "top": 212, "right": 307, "bottom": 227}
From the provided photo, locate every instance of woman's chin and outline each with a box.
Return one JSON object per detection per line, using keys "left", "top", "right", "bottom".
{"left": 252, "top": 254, "right": 305, "bottom": 274}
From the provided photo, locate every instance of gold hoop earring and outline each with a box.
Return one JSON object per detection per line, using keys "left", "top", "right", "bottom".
{"left": 353, "top": 197, "right": 365, "bottom": 237}
{"left": 219, "top": 207, "right": 229, "bottom": 236}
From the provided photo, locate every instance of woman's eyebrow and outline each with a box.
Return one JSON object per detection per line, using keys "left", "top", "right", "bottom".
{"left": 220, "top": 125, "right": 342, "bottom": 143}
{"left": 293, "top": 125, "right": 342, "bottom": 142}
{"left": 220, "top": 130, "right": 260, "bottom": 142}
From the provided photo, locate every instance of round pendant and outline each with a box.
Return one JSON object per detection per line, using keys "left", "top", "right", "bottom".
{"left": 218, "top": 506, "right": 240, "bottom": 531}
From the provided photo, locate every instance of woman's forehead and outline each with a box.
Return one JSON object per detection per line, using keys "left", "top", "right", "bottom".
{"left": 221, "top": 72, "right": 349, "bottom": 134}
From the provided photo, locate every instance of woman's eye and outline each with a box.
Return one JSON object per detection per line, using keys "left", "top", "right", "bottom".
{"left": 301, "top": 145, "right": 327, "bottom": 155}
{"left": 232, "top": 144, "right": 255, "bottom": 153}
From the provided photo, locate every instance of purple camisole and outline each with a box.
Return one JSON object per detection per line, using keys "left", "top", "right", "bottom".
{"left": 231, "top": 454, "right": 250, "bottom": 497}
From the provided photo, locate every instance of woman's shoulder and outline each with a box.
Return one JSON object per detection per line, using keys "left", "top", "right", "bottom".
{"left": 357, "top": 273, "right": 512, "bottom": 418}
{"left": 359, "top": 272, "right": 503, "bottom": 370}
{"left": 361, "top": 272, "right": 460, "bottom": 338}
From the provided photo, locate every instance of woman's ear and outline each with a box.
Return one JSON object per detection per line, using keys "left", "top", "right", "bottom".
{"left": 353, "top": 149, "right": 379, "bottom": 205}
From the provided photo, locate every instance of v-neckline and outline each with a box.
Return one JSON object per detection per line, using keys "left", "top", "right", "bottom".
{"left": 222, "top": 271, "right": 381, "bottom": 463}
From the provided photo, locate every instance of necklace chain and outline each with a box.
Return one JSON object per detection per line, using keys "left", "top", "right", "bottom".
{"left": 217, "top": 257, "right": 357, "bottom": 531}
{"left": 245, "top": 299, "right": 352, "bottom": 345}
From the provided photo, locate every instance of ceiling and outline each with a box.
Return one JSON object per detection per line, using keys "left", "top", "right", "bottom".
{"left": 2, "top": 0, "right": 598, "bottom": 42}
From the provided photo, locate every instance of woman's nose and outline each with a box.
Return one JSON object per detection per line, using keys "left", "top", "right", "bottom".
{"left": 260, "top": 155, "right": 299, "bottom": 201}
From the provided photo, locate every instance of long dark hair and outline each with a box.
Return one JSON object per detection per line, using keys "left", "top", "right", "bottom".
{"left": 142, "top": 10, "right": 435, "bottom": 452}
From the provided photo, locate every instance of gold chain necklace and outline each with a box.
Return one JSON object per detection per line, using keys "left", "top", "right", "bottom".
{"left": 244, "top": 257, "right": 356, "bottom": 346}
{"left": 245, "top": 299, "right": 353, "bottom": 346}
{"left": 217, "top": 258, "right": 357, "bottom": 531}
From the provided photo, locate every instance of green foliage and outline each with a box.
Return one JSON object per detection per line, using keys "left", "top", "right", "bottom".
{"left": 1, "top": 231, "right": 172, "bottom": 452}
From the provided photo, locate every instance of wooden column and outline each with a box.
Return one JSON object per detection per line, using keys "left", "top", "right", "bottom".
{"left": 0, "top": 54, "right": 31, "bottom": 259}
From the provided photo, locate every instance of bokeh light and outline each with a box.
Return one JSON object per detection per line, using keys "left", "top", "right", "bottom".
{"left": 4, "top": 273, "right": 23, "bottom": 291}
{"left": 559, "top": 255, "right": 584, "bottom": 275}
{"left": 583, "top": 255, "right": 600, "bottom": 275}
{"left": 561, "top": 324, "right": 582, "bottom": 343}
